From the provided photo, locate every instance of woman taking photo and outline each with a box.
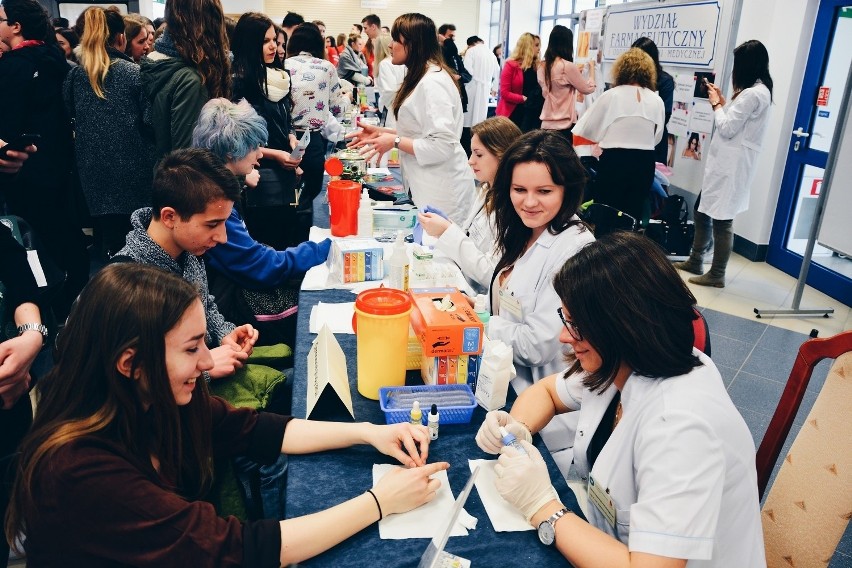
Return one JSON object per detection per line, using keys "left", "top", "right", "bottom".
{"left": 483, "top": 130, "right": 594, "bottom": 451}
{"left": 141, "top": 0, "right": 231, "bottom": 157}
{"left": 5, "top": 264, "right": 447, "bottom": 566}
{"left": 573, "top": 48, "right": 664, "bottom": 222}
{"left": 231, "top": 12, "right": 303, "bottom": 250}
{"left": 476, "top": 232, "right": 764, "bottom": 566}
{"left": 417, "top": 116, "right": 521, "bottom": 294}
{"left": 538, "top": 25, "right": 596, "bottom": 142}
{"left": 349, "top": 13, "right": 474, "bottom": 225}
{"left": 496, "top": 32, "right": 538, "bottom": 128}
{"left": 675, "top": 40, "right": 772, "bottom": 288}
{"left": 64, "top": 6, "right": 157, "bottom": 259}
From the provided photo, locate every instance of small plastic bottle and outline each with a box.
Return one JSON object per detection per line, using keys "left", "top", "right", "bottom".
{"left": 474, "top": 296, "right": 490, "bottom": 336}
{"left": 387, "top": 231, "right": 410, "bottom": 291}
{"left": 499, "top": 426, "right": 528, "bottom": 455}
{"left": 428, "top": 404, "right": 439, "bottom": 440}
{"left": 357, "top": 188, "right": 373, "bottom": 237}
{"left": 409, "top": 400, "right": 422, "bottom": 425}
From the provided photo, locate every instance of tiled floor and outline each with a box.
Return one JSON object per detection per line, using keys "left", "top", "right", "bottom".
{"left": 680, "top": 253, "right": 851, "bottom": 567}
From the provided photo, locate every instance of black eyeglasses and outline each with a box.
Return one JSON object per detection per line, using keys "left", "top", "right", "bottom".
{"left": 557, "top": 307, "right": 583, "bottom": 341}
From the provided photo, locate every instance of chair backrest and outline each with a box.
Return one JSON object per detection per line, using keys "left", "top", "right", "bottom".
{"left": 756, "top": 329, "right": 852, "bottom": 499}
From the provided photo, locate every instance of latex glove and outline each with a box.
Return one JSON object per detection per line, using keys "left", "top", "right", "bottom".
{"left": 416, "top": 212, "right": 452, "bottom": 238}
{"left": 494, "top": 440, "right": 558, "bottom": 523}
{"left": 475, "top": 410, "right": 532, "bottom": 454}
{"left": 421, "top": 205, "right": 448, "bottom": 220}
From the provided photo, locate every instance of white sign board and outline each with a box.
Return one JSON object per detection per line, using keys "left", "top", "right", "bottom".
{"left": 603, "top": 1, "right": 721, "bottom": 68}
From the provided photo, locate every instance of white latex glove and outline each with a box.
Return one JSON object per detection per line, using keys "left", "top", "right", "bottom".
{"left": 475, "top": 410, "right": 532, "bottom": 454}
{"left": 494, "top": 440, "right": 558, "bottom": 523}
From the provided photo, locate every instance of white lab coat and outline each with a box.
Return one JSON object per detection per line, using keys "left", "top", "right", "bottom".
{"left": 463, "top": 44, "right": 500, "bottom": 128}
{"left": 434, "top": 188, "right": 497, "bottom": 294}
{"left": 377, "top": 58, "right": 405, "bottom": 128}
{"left": 698, "top": 82, "right": 771, "bottom": 220}
{"left": 554, "top": 351, "right": 766, "bottom": 566}
{"left": 396, "top": 64, "right": 475, "bottom": 225}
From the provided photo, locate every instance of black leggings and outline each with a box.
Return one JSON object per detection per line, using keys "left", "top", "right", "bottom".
{"left": 594, "top": 147, "right": 655, "bottom": 222}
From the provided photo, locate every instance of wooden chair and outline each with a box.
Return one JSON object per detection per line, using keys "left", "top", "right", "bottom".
{"left": 758, "top": 330, "right": 852, "bottom": 567}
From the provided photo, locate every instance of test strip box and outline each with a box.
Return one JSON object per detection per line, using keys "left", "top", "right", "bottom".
{"left": 420, "top": 354, "right": 481, "bottom": 387}
{"left": 408, "top": 287, "right": 484, "bottom": 357}
{"left": 328, "top": 238, "right": 384, "bottom": 283}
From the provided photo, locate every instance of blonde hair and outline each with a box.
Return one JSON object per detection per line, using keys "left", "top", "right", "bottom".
{"left": 373, "top": 34, "right": 391, "bottom": 79}
{"left": 611, "top": 47, "right": 657, "bottom": 90}
{"left": 508, "top": 32, "right": 538, "bottom": 71}
{"left": 78, "top": 7, "right": 124, "bottom": 99}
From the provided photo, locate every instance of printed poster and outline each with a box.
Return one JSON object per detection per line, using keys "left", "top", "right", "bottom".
{"left": 688, "top": 99, "right": 715, "bottom": 133}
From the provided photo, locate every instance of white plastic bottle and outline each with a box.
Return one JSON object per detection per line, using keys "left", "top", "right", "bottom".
{"left": 357, "top": 188, "right": 373, "bottom": 237}
{"left": 387, "top": 231, "right": 410, "bottom": 291}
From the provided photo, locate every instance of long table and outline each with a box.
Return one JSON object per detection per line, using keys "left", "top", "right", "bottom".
{"left": 283, "top": 187, "right": 581, "bottom": 566}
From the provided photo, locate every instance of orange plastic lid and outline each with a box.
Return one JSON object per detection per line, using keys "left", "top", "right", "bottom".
{"left": 355, "top": 288, "right": 412, "bottom": 315}
{"left": 324, "top": 157, "right": 344, "bottom": 176}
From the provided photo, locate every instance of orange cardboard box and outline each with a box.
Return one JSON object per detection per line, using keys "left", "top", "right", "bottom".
{"left": 408, "top": 287, "right": 484, "bottom": 357}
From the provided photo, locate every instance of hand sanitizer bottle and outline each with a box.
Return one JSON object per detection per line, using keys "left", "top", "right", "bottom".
{"left": 357, "top": 188, "right": 373, "bottom": 237}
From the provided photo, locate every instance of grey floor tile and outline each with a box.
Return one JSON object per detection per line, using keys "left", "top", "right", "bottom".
{"left": 702, "top": 307, "right": 767, "bottom": 343}
{"left": 829, "top": 551, "right": 852, "bottom": 568}
{"left": 716, "top": 364, "right": 737, "bottom": 387}
{"left": 709, "top": 335, "right": 754, "bottom": 370}
{"left": 740, "top": 346, "right": 799, "bottom": 383}
{"left": 728, "top": 371, "right": 785, "bottom": 415}
{"left": 835, "top": 522, "right": 852, "bottom": 558}
{"left": 735, "top": 406, "right": 770, "bottom": 445}
{"left": 808, "top": 358, "right": 833, "bottom": 394}
{"left": 758, "top": 325, "right": 812, "bottom": 354}
{"left": 793, "top": 390, "right": 818, "bottom": 427}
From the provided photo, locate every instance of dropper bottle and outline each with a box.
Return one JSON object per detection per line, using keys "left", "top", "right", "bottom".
{"left": 409, "top": 400, "right": 422, "bottom": 425}
{"left": 499, "top": 426, "right": 528, "bottom": 455}
{"left": 428, "top": 404, "right": 439, "bottom": 440}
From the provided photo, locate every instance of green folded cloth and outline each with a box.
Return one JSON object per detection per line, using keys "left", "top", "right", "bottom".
{"left": 208, "top": 344, "right": 292, "bottom": 410}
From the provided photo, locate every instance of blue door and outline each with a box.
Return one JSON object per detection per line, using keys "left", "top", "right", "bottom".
{"left": 767, "top": 1, "right": 852, "bottom": 306}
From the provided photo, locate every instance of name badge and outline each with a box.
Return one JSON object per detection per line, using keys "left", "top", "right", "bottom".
{"left": 498, "top": 289, "right": 523, "bottom": 319}
{"left": 587, "top": 474, "right": 616, "bottom": 529}
{"left": 467, "top": 220, "right": 484, "bottom": 242}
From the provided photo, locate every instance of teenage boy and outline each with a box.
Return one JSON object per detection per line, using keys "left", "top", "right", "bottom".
{"left": 115, "top": 148, "right": 259, "bottom": 379}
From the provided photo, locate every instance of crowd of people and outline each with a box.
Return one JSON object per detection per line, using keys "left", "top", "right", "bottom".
{"left": 0, "top": 0, "right": 776, "bottom": 564}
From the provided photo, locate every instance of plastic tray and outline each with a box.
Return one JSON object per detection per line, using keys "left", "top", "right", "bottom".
{"left": 379, "top": 384, "right": 476, "bottom": 425}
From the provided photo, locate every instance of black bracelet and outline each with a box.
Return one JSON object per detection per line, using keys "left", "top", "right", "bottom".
{"left": 366, "top": 489, "right": 383, "bottom": 521}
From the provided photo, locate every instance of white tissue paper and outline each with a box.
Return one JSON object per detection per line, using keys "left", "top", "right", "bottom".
{"left": 468, "top": 459, "right": 534, "bottom": 532}
{"left": 372, "top": 464, "right": 477, "bottom": 539}
{"left": 308, "top": 302, "right": 355, "bottom": 334}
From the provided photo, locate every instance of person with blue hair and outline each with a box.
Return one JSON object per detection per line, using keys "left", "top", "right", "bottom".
{"left": 192, "top": 97, "right": 331, "bottom": 347}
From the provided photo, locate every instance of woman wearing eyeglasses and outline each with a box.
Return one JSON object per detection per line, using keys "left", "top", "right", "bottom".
{"left": 475, "top": 231, "right": 764, "bottom": 567}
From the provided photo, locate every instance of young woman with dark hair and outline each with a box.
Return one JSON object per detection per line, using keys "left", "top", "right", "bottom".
{"left": 476, "top": 130, "right": 594, "bottom": 453}
{"left": 348, "top": 12, "right": 474, "bottom": 225}
{"left": 573, "top": 48, "right": 664, "bottom": 222}
{"left": 631, "top": 37, "right": 673, "bottom": 165}
{"left": 476, "top": 231, "right": 764, "bottom": 567}
{"left": 539, "top": 25, "right": 595, "bottom": 142}
{"left": 141, "top": 0, "right": 231, "bottom": 157}
{"left": 231, "top": 12, "right": 304, "bottom": 250}
{"left": 64, "top": 6, "right": 157, "bottom": 259}
{"left": 123, "top": 14, "right": 148, "bottom": 62}
{"left": 5, "top": 263, "right": 447, "bottom": 566}
{"left": 285, "top": 22, "right": 348, "bottom": 242}
{"left": 675, "top": 40, "right": 773, "bottom": 287}
{"left": 325, "top": 35, "right": 339, "bottom": 66}
{"left": 54, "top": 26, "right": 78, "bottom": 61}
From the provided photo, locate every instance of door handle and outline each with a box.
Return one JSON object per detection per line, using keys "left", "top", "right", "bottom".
{"left": 792, "top": 127, "right": 811, "bottom": 138}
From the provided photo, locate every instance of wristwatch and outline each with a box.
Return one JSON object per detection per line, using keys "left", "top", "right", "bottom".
{"left": 538, "top": 507, "right": 570, "bottom": 546}
{"left": 394, "top": 136, "right": 401, "bottom": 149}
{"left": 17, "top": 322, "right": 48, "bottom": 345}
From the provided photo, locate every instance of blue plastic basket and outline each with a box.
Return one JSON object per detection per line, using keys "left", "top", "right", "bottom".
{"left": 379, "top": 384, "right": 476, "bottom": 425}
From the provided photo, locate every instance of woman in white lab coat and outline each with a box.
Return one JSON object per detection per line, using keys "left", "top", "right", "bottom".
{"left": 374, "top": 34, "right": 405, "bottom": 128}
{"left": 348, "top": 13, "right": 474, "bottom": 225}
{"left": 675, "top": 40, "right": 772, "bottom": 287}
{"left": 476, "top": 232, "right": 765, "bottom": 567}
{"left": 417, "top": 116, "right": 521, "bottom": 294}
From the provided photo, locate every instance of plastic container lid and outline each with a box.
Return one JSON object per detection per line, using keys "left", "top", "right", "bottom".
{"left": 355, "top": 288, "right": 412, "bottom": 315}
{"left": 324, "top": 157, "right": 344, "bottom": 176}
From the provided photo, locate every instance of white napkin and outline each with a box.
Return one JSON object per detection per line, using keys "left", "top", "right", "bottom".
{"left": 308, "top": 302, "right": 355, "bottom": 334}
{"left": 468, "top": 459, "right": 534, "bottom": 532}
{"left": 372, "top": 464, "right": 477, "bottom": 539}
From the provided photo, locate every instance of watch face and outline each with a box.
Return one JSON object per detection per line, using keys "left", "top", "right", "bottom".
{"left": 538, "top": 520, "right": 556, "bottom": 546}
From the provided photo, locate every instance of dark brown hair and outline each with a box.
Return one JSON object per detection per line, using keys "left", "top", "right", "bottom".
{"left": 152, "top": 148, "right": 241, "bottom": 220}
{"left": 164, "top": 0, "right": 231, "bottom": 99}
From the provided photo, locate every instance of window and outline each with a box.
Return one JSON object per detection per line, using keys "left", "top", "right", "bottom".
{"left": 539, "top": 0, "right": 580, "bottom": 43}
{"left": 489, "top": 0, "right": 503, "bottom": 48}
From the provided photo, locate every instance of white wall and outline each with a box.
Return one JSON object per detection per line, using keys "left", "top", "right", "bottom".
{"left": 507, "top": 1, "right": 540, "bottom": 51}
{"left": 732, "top": 0, "right": 819, "bottom": 246}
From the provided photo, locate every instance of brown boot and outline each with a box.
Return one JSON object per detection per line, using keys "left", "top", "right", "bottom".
{"left": 674, "top": 258, "right": 704, "bottom": 275}
{"left": 688, "top": 219, "right": 732, "bottom": 288}
{"left": 688, "top": 272, "right": 725, "bottom": 288}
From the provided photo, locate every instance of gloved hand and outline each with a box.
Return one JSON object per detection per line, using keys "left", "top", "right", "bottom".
{"left": 475, "top": 410, "right": 532, "bottom": 454}
{"left": 421, "top": 205, "right": 448, "bottom": 219}
{"left": 494, "top": 440, "right": 558, "bottom": 523}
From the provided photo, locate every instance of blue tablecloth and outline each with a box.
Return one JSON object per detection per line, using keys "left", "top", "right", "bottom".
{"left": 283, "top": 187, "right": 581, "bottom": 566}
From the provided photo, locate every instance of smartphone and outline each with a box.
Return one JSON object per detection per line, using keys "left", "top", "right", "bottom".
{"left": 0, "top": 133, "right": 41, "bottom": 160}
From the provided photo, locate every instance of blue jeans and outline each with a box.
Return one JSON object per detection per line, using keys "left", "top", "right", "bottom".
{"left": 233, "top": 453, "right": 288, "bottom": 520}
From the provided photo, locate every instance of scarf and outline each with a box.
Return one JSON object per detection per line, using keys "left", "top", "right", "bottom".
{"left": 338, "top": 45, "right": 364, "bottom": 76}
{"left": 265, "top": 66, "right": 290, "bottom": 103}
{"left": 153, "top": 29, "right": 180, "bottom": 58}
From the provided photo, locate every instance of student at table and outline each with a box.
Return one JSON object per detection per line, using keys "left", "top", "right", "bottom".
{"left": 476, "top": 232, "right": 765, "bottom": 567}
{"left": 417, "top": 116, "right": 521, "bottom": 294}
{"left": 347, "top": 12, "right": 474, "bottom": 225}
{"left": 5, "top": 263, "right": 448, "bottom": 567}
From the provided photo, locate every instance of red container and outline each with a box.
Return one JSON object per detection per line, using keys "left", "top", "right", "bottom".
{"left": 328, "top": 180, "right": 361, "bottom": 237}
